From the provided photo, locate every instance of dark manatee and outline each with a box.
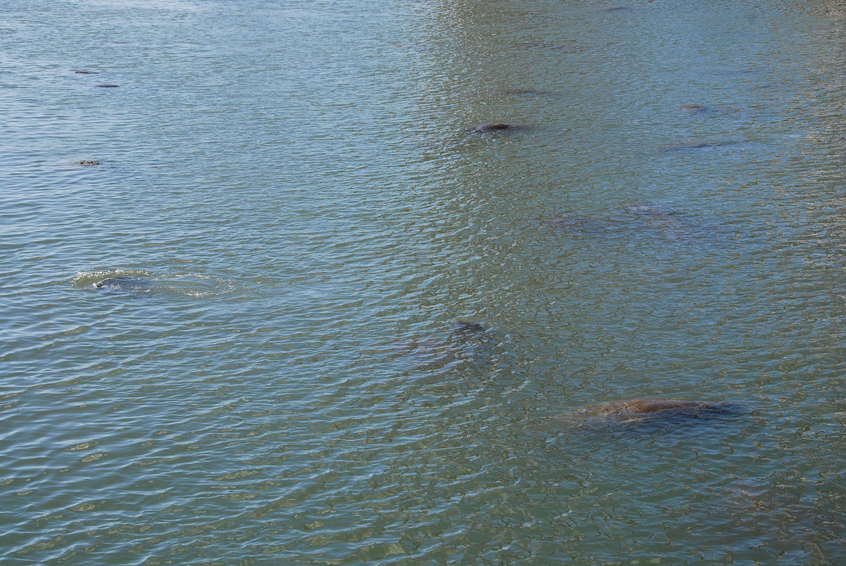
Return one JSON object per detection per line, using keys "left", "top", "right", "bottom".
{"left": 452, "top": 319, "right": 486, "bottom": 337}
{"left": 561, "top": 398, "right": 742, "bottom": 432}
{"left": 73, "top": 70, "right": 99, "bottom": 75}
{"left": 96, "top": 84, "right": 120, "bottom": 88}
{"left": 663, "top": 139, "right": 745, "bottom": 152}
{"left": 679, "top": 104, "right": 741, "bottom": 116}
{"left": 473, "top": 123, "right": 516, "bottom": 133}
{"left": 93, "top": 276, "right": 154, "bottom": 292}
{"left": 79, "top": 160, "right": 100, "bottom": 166}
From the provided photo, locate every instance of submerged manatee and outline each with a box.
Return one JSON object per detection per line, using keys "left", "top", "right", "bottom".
{"left": 678, "top": 104, "right": 743, "bottom": 117}
{"left": 663, "top": 139, "right": 745, "bottom": 152}
{"left": 389, "top": 320, "right": 492, "bottom": 364}
{"left": 93, "top": 276, "right": 154, "bottom": 292}
{"left": 542, "top": 204, "right": 715, "bottom": 243}
{"left": 562, "top": 398, "right": 741, "bottom": 431}
{"left": 473, "top": 123, "right": 515, "bottom": 133}
{"left": 453, "top": 319, "right": 486, "bottom": 336}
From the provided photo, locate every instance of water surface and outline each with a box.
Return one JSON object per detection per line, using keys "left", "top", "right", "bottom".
{"left": 1, "top": 0, "right": 845, "bottom": 564}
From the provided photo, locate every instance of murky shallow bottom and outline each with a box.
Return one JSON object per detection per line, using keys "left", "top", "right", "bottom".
{"left": 1, "top": 0, "right": 845, "bottom": 564}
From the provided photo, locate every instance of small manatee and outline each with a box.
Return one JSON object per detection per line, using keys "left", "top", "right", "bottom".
{"left": 663, "top": 140, "right": 744, "bottom": 152}
{"left": 73, "top": 70, "right": 99, "bottom": 75}
{"left": 680, "top": 104, "right": 709, "bottom": 113}
{"left": 79, "top": 160, "right": 100, "bottom": 166}
{"left": 453, "top": 319, "right": 486, "bottom": 335}
{"left": 474, "top": 123, "right": 514, "bottom": 133}
{"left": 96, "top": 84, "right": 120, "bottom": 88}
{"left": 93, "top": 276, "right": 153, "bottom": 292}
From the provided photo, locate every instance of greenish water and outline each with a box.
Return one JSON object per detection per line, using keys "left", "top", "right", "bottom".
{"left": 1, "top": 0, "right": 845, "bottom": 564}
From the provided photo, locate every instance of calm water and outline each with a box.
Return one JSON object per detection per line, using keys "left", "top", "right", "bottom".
{"left": 2, "top": 0, "right": 845, "bottom": 564}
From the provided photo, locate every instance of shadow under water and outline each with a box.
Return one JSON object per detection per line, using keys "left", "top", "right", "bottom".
{"left": 540, "top": 203, "right": 725, "bottom": 244}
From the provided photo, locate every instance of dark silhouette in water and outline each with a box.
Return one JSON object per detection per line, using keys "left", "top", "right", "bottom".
{"left": 453, "top": 319, "right": 486, "bottom": 335}
{"left": 93, "top": 277, "right": 153, "bottom": 291}
{"left": 96, "top": 84, "right": 120, "bottom": 88}
{"left": 678, "top": 104, "right": 742, "bottom": 116}
{"left": 474, "top": 123, "right": 515, "bottom": 133}
{"left": 541, "top": 204, "right": 724, "bottom": 245}
{"left": 73, "top": 70, "right": 99, "bottom": 74}
{"left": 79, "top": 160, "right": 100, "bottom": 166}
{"left": 680, "top": 104, "right": 709, "bottom": 113}
{"left": 663, "top": 140, "right": 745, "bottom": 152}
{"left": 388, "top": 320, "right": 491, "bottom": 365}
{"left": 561, "top": 398, "right": 743, "bottom": 432}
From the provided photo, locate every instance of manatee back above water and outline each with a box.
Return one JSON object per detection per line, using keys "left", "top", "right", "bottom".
{"left": 93, "top": 276, "right": 154, "bottom": 292}
{"left": 472, "top": 123, "right": 527, "bottom": 134}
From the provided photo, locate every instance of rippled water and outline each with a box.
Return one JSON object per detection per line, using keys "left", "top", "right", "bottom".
{"left": 2, "top": 0, "right": 845, "bottom": 564}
